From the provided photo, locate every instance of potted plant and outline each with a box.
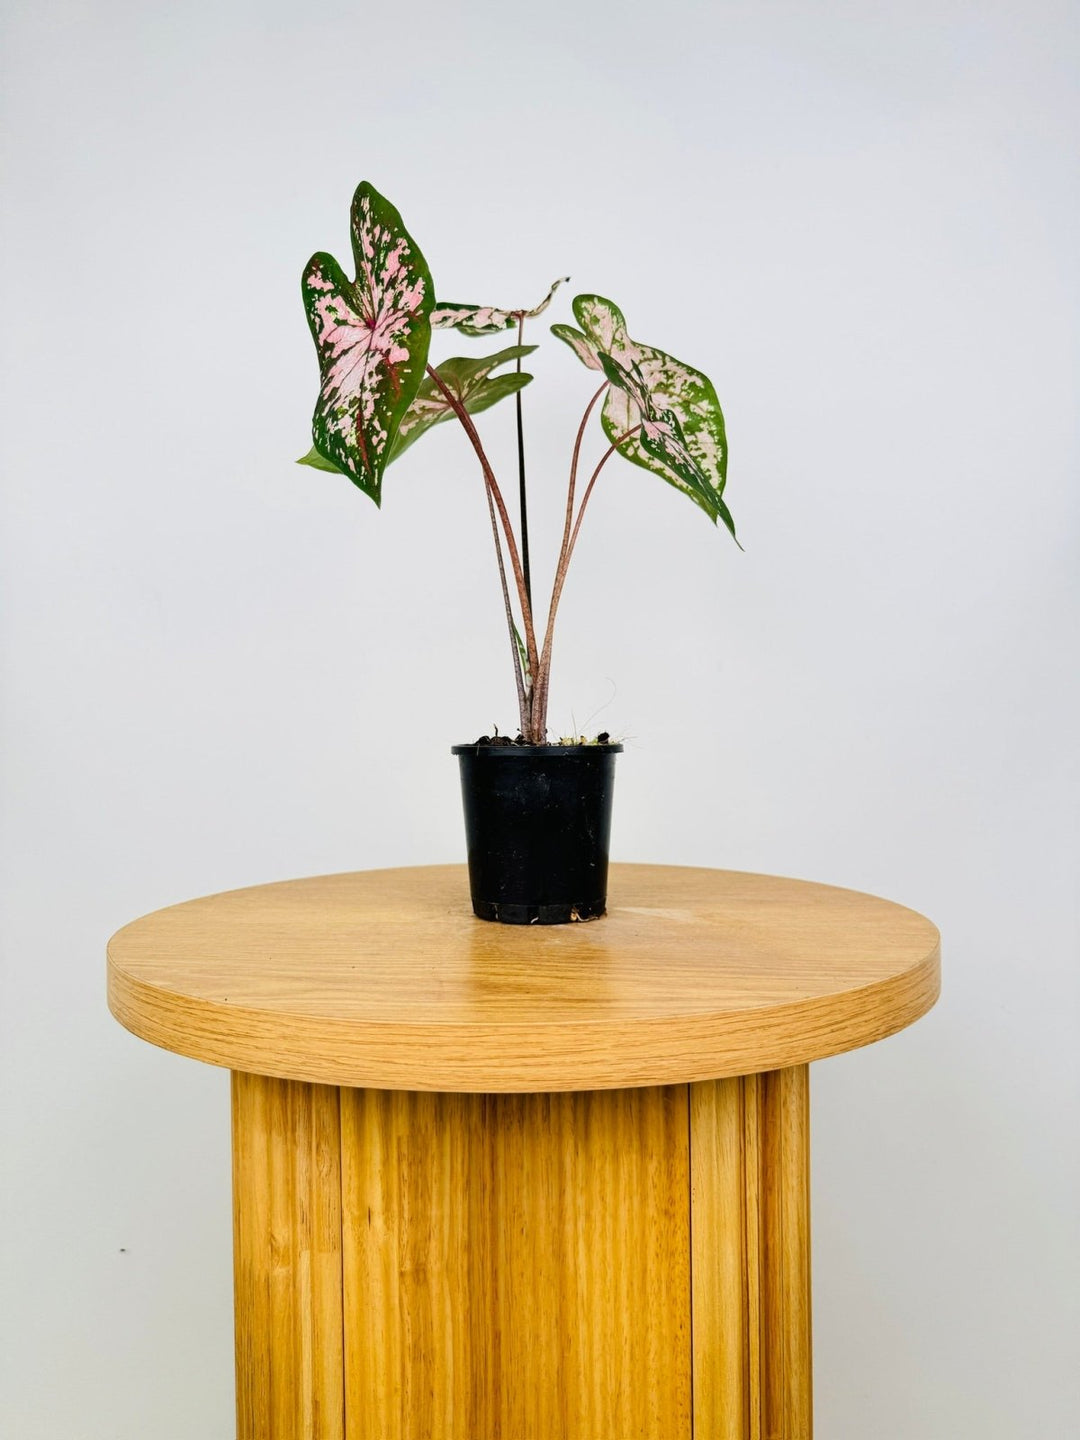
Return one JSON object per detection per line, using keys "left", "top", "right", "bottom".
{"left": 299, "top": 181, "right": 738, "bottom": 924}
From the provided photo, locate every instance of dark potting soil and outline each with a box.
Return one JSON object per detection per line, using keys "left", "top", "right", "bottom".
{"left": 472, "top": 732, "right": 612, "bottom": 747}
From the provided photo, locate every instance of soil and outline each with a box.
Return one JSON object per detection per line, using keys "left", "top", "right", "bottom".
{"left": 472, "top": 732, "right": 612, "bottom": 747}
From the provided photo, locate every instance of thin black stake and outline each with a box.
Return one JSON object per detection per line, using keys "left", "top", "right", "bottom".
{"left": 515, "top": 312, "right": 532, "bottom": 614}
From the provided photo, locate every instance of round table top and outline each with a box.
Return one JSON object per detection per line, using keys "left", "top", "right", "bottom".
{"left": 107, "top": 864, "right": 939, "bottom": 1092}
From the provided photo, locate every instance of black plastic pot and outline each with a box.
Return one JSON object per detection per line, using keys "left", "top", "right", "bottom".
{"left": 451, "top": 743, "right": 623, "bottom": 924}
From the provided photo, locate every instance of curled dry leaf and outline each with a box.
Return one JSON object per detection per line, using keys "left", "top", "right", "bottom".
{"left": 432, "top": 276, "right": 570, "bottom": 336}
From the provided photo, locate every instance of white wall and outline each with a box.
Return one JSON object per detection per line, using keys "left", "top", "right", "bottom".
{"left": 2, "top": 1, "right": 1077, "bottom": 1434}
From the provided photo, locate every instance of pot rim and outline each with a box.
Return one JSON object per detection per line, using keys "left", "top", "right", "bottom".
{"left": 451, "top": 742, "right": 624, "bottom": 757}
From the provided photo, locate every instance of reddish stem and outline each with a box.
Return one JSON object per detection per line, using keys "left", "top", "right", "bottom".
{"left": 561, "top": 383, "right": 607, "bottom": 584}
{"left": 514, "top": 313, "right": 532, "bottom": 614}
{"left": 531, "top": 418, "right": 642, "bottom": 734}
{"left": 484, "top": 476, "right": 529, "bottom": 733}
{"left": 426, "top": 365, "right": 541, "bottom": 734}
{"left": 531, "top": 383, "right": 607, "bottom": 736}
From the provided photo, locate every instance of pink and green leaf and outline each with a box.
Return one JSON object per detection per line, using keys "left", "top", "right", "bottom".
{"left": 432, "top": 276, "right": 569, "bottom": 336}
{"left": 554, "top": 294, "right": 736, "bottom": 541}
{"left": 301, "top": 181, "right": 434, "bottom": 504}
{"left": 573, "top": 294, "right": 626, "bottom": 353}
{"left": 297, "top": 344, "right": 535, "bottom": 471}
{"left": 551, "top": 323, "right": 604, "bottom": 371}
{"left": 596, "top": 353, "right": 721, "bottom": 519}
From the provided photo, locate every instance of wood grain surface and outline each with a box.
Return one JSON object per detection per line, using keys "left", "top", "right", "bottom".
{"left": 232, "top": 1073, "right": 344, "bottom": 1440}
{"left": 230, "top": 1069, "right": 816, "bottom": 1439}
{"left": 338, "top": 1085, "right": 691, "bottom": 1439}
{"left": 690, "top": 1069, "right": 813, "bottom": 1439}
{"left": 108, "top": 864, "right": 939, "bottom": 1091}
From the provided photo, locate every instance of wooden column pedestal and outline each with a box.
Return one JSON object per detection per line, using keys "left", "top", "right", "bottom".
{"left": 231, "top": 1067, "right": 811, "bottom": 1440}
{"left": 109, "top": 864, "right": 939, "bottom": 1439}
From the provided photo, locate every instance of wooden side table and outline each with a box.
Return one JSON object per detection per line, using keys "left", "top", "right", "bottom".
{"left": 107, "top": 863, "right": 939, "bottom": 1440}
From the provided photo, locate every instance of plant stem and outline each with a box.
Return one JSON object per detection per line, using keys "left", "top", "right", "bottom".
{"left": 567, "top": 425, "right": 641, "bottom": 560}
{"left": 484, "top": 475, "right": 529, "bottom": 734}
{"left": 514, "top": 313, "right": 532, "bottom": 615}
{"left": 555, "top": 382, "right": 607, "bottom": 607}
{"left": 426, "top": 364, "right": 541, "bottom": 737}
{"left": 531, "top": 417, "right": 642, "bottom": 735}
{"left": 529, "top": 383, "right": 606, "bottom": 734}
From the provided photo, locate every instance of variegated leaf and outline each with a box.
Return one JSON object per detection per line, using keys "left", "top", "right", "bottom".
{"left": 551, "top": 323, "right": 604, "bottom": 371}
{"left": 597, "top": 351, "right": 733, "bottom": 534}
{"left": 432, "top": 276, "right": 569, "bottom": 336}
{"left": 555, "top": 294, "right": 736, "bottom": 540}
{"left": 573, "top": 294, "right": 626, "bottom": 353}
{"left": 297, "top": 344, "right": 535, "bottom": 471}
{"left": 301, "top": 181, "right": 434, "bottom": 504}
{"left": 598, "top": 353, "right": 708, "bottom": 497}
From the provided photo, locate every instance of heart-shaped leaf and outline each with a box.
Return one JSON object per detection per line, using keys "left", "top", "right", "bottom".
{"left": 432, "top": 276, "right": 569, "bottom": 336}
{"left": 301, "top": 181, "right": 434, "bottom": 504}
{"left": 553, "top": 295, "right": 736, "bottom": 541}
{"left": 297, "top": 344, "right": 536, "bottom": 472}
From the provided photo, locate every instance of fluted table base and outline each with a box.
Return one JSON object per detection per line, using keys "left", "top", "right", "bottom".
{"left": 231, "top": 1067, "right": 811, "bottom": 1440}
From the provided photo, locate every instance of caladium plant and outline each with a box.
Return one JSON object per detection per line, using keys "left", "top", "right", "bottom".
{"left": 299, "top": 181, "right": 738, "bottom": 744}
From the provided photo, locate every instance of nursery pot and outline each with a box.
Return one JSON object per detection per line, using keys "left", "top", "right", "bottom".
{"left": 451, "top": 743, "right": 623, "bottom": 925}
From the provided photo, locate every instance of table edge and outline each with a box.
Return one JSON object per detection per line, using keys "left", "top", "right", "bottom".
{"left": 107, "top": 936, "right": 940, "bottom": 1093}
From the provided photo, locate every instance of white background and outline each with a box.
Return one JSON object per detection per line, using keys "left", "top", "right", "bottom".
{"left": 2, "top": 1, "right": 1078, "bottom": 1435}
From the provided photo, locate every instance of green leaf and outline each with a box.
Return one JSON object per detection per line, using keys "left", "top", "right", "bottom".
{"left": 390, "top": 373, "right": 532, "bottom": 460}
{"left": 457, "top": 372, "right": 533, "bottom": 416}
{"left": 432, "top": 276, "right": 569, "bottom": 336}
{"left": 301, "top": 181, "right": 434, "bottom": 504}
{"left": 428, "top": 343, "right": 536, "bottom": 393}
{"left": 557, "top": 294, "right": 736, "bottom": 542}
{"left": 297, "top": 446, "right": 343, "bottom": 474}
{"left": 512, "top": 621, "right": 532, "bottom": 694}
{"left": 388, "top": 344, "right": 536, "bottom": 462}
